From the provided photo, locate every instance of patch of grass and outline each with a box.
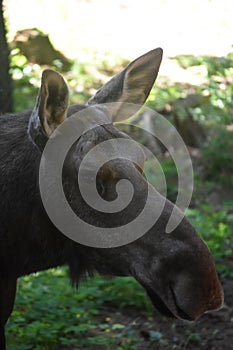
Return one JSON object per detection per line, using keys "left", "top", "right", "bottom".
{"left": 7, "top": 270, "right": 149, "bottom": 350}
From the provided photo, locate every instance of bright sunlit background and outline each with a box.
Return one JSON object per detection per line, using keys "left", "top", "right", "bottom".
{"left": 5, "top": 0, "right": 233, "bottom": 61}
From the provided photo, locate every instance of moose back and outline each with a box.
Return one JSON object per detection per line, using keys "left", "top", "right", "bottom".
{"left": 0, "top": 48, "right": 223, "bottom": 349}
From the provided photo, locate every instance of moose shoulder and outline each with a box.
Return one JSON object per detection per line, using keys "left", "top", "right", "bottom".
{"left": 0, "top": 48, "right": 223, "bottom": 349}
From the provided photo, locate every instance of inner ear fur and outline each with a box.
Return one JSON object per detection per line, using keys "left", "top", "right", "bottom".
{"left": 88, "top": 48, "right": 163, "bottom": 121}
{"left": 38, "top": 69, "right": 69, "bottom": 136}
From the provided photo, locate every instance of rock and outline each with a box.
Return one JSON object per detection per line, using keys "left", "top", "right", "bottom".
{"left": 11, "top": 28, "right": 72, "bottom": 71}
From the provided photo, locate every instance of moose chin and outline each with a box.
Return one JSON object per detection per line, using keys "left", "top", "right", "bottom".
{"left": 0, "top": 48, "right": 223, "bottom": 349}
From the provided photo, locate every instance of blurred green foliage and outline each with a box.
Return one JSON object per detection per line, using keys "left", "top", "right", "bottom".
{"left": 11, "top": 48, "right": 233, "bottom": 126}
{"left": 10, "top": 49, "right": 127, "bottom": 111}
{"left": 202, "top": 127, "right": 233, "bottom": 185}
{"left": 187, "top": 205, "right": 233, "bottom": 267}
{"left": 144, "top": 157, "right": 178, "bottom": 203}
{"left": 173, "top": 53, "right": 233, "bottom": 125}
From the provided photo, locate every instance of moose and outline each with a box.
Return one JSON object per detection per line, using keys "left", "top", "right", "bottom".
{"left": 0, "top": 48, "right": 223, "bottom": 349}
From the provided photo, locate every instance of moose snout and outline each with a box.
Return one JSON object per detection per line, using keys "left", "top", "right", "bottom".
{"left": 157, "top": 238, "right": 224, "bottom": 321}
{"left": 170, "top": 253, "right": 224, "bottom": 320}
{"left": 143, "top": 250, "right": 224, "bottom": 322}
{"left": 136, "top": 215, "right": 224, "bottom": 322}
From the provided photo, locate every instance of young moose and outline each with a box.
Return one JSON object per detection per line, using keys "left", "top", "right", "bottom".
{"left": 0, "top": 48, "right": 223, "bottom": 349}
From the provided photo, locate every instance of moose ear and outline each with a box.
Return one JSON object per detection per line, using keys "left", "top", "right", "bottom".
{"left": 88, "top": 48, "right": 163, "bottom": 121}
{"left": 30, "top": 69, "right": 69, "bottom": 138}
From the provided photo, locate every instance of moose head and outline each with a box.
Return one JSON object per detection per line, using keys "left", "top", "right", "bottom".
{"left": 32, "top": 48, "right": 223, "bottom": 321}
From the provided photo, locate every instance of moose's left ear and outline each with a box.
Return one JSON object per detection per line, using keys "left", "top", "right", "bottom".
{"left": 88, "top": 48, "right": 163, "bottom": 121}
{"left": 30, "top": 69, "right": 69, "bottom": 139}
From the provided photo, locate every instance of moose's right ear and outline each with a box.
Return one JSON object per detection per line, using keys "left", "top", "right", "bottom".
{"left": 29, "top": 69, "right": 69, "bottom": 146}
{"left": 88, "top": 48, "right": 163, "bottom": 121}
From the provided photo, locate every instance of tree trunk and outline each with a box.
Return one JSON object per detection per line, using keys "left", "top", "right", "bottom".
{"left": 0, "top": 0, "right": 13, "bottom": 114}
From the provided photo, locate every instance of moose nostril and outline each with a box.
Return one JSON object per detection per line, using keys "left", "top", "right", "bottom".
{"left": 169, "top": 284, "right": 194, "bottom": 321}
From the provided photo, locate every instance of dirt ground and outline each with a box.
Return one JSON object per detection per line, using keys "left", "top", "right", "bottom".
{"left": 99, "top": 271, "right": 233, "bottom": 350}
{"left": 136, "top": 275, "right": 233, "bottom": 350}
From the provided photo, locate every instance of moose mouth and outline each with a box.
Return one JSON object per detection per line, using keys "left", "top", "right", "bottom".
{"left": 144, "top": 284, "right": 194, "bottom": 321}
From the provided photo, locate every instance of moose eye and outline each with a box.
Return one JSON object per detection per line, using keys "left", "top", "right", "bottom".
{"left": 78, "top": 140, "right": 93, "bottom": 154}
{"left": 97, "top": 180, "right": 105, "bottom": 197}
